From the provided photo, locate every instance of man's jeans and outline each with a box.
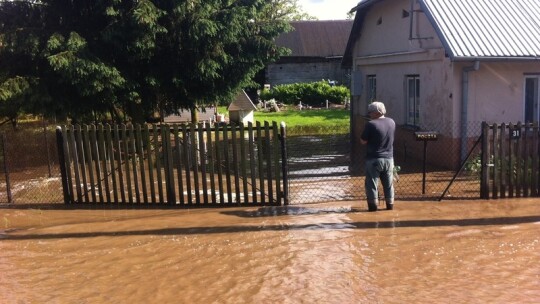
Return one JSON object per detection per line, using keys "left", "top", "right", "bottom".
{"left": 365, "top": 158, "right": 394, "bottom": 204}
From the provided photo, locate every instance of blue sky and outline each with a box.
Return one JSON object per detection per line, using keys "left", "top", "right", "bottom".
{"left": 297, "top": 0, "right": 359, "bottom": 20}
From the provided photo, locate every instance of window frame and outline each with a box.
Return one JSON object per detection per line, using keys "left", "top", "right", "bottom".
{"left": 366, "top": 74, "right": 377, "bottom": 104}
{"left": 524, "top": 75, "right": 539, "bottom": 123}
{"left": 406, "top": 75, "right": 420, "bottom": 127}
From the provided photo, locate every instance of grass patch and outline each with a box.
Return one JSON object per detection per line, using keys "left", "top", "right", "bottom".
{"left": 218, "top": 107, "right": 351, "bottom": 135}
{"left": 255, "top": 109, "right": 350, "bottom": 135}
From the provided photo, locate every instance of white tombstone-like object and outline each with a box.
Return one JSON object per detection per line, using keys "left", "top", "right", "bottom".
{"left": 228, "top": 90, "right": 257, "bottom": 125}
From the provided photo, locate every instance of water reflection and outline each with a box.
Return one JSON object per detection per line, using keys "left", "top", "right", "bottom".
{"left": 1, "top": 199, "right": 539, "bottom": 303}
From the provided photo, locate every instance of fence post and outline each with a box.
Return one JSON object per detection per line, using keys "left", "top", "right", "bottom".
{"left": 280, "top": 122, "right": 289, "bottom": 205}
{"left": 1, "top": 133, "right": 12, "bottom": 204}
{"left": 480, "top": 121, "right": 490, "bottom": 199}
{"left": 55, "top": 127, "right": 71, "bottom": 204}
{"left": 163, "top": 124, "right": 176, "bottom": 205}
{"left": 532, "top": 122, "right": 539, "bottom": 197}
{"left": 43, "top": 118, "right": 52, "bottom": 177}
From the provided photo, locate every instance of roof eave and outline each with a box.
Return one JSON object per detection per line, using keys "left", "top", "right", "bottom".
{"left": 451, "top": 56, "right": 540, "bottom": 62}
{"left": 349, "top": 0, "right": 382, "bottom": 14}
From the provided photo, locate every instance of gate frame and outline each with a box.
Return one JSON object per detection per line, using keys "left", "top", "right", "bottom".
{"left": 56, "top": 122, "right": 289, "bottom": 207}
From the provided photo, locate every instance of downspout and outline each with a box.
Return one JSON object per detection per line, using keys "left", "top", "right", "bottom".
{"left": 408, "top": 0, "right": 414, "bottom": 40}
{"left": 460, "top": 60, "right": 480, "bottom": 161}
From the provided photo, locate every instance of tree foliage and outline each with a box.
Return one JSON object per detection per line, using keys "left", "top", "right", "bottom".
{"left": 0, "top": 0, "right": 294, "bottom": 124}
{"left": 266, "top": 0, "right": 316, "bottom": 21}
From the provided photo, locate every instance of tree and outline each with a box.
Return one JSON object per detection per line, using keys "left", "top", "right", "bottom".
{"left": 0, "top": 0, "right": 166, "bottom": 123}
{"left": 265, "top": 0, "right": 316, "bottom": 21}
{"left": 0, "top": 0, "right": 293, "bottom": 124}
{"left": 150, "top": 0, "right": 292, "bottom": 122}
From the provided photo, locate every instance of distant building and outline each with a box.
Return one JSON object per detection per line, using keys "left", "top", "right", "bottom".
{"left": 266, "top": 20, "right": 354, "bottom": 88}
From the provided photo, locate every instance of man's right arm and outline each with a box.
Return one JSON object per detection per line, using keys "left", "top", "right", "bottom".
{"left": 360, "top": 124, "right": 370, "bottom": 145}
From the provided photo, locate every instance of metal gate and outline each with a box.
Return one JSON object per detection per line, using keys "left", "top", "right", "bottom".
{"left": 56, "top": 122, "right": 288, "bottom": 206}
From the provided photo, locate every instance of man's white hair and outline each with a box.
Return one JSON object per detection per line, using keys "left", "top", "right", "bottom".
{"left": 368, "top": 101, "right": 386, "bottom": 115}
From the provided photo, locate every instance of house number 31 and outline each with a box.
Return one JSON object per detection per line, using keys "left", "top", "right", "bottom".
{"left": 511, "top": 128, "right": 521, "bottom": 139}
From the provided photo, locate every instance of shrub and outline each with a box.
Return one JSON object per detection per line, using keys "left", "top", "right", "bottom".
{"left": 262, "top": 81, "right": 350, "bottom": 107}
{"left": 464, "top": 154, "right": 482, "bottom": 177}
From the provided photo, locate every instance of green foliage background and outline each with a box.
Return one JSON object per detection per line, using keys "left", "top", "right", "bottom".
{"left": 0, "top": 0, "right": 298, "bottom": 125}
{"left": 254, "top": 108, "right": 350, "bottom": 135}
{"left": 260, "top": 81, "right": 350, "bottom": 106}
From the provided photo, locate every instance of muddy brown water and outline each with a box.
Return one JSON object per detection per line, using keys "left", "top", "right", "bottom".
{"left": 1, "top": 199, "right": 539, "bottom": 303}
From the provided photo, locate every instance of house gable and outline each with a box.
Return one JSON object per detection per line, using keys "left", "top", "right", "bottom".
{"left": 344, "top": 0, "right": 451, "bottom": 126}
{"left": 344, "top": 0, "right": 540, "bottom": 66}
{"left": 343, "top": 0, "right": 444, "bottom": 67}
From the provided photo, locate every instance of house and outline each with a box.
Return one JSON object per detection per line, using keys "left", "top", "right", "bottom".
{"left": 343, "top": 0, "right": 540, "bottom": 167}
{"left": 228, "top": 90, "right": 257, "bottom": 125}
{"left": 266, "top": 20, "right": 354, "bottom": 88}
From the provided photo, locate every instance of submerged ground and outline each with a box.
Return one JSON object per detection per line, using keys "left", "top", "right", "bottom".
{"left": 1, "top": 198, "right": 539, "bottom": 303}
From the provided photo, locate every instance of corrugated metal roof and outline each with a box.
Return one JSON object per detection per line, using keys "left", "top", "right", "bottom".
{"left": 275, "top": 20, "right": 354, "bottom": 58}
{"left": 421, "top": 0, "right": 540, "bottom": 60}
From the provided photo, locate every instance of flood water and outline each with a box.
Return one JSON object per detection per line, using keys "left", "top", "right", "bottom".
{"left": 1, "top": 199, "right": 539, "bottom": 303}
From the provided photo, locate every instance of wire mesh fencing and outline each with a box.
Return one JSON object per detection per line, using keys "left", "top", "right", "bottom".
{"left": 286, "top": 122, "right": 484, "bottom": 204}
{"left": 0, "top": 120, "right": 63, "bottom": 205}
{"left": 0, "top": 119, "right": 484, "bottom": 206}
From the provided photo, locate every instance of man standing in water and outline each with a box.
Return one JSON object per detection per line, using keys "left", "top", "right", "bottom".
{"left": 360, "top": 101, "right": 395, "bottom": 211}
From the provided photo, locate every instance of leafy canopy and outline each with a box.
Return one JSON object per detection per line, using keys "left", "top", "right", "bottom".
{"left": 0, "top": 0, "right": 297, "bottom": 124}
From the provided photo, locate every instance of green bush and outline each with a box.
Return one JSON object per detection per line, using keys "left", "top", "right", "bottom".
{"left": 464, "top": 154, "right": 537, "bottom": 183}
{"left": 262, "top": 81, "right": 350, "bottom": 107}
{"left": 464, "top": 154, "right": 482, "bottom": 178}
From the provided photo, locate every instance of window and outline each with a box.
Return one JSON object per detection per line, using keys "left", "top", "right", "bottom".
{"left": 406, "top": 75, "right": 420, "bottom": 126}
{"left": 524, "top": 76, "right": 539, "bottom": 123}
{"left": 366, "top": 75, "right": 376, "bottom": 103}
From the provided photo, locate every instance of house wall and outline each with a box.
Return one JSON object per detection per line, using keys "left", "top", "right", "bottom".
{"left": 229, "top": 110, "right": 254, "bottom": 125}
{"left": 348, "top": 0, "right": 540, "bottom": 170}
{"left": 353, "top": 50, "right": 454, "bottom": 127}
{"left": 229, "top": 111, "right": 240, "bottom": 123}
{"left": 266, "top": 59, "right": 349, "bottom": 88}
{"left": 350, "top": 0, "right": 454, "bottom": 133}
{"left": 351, "top": 0, "right": 540, "bottom": 133}
{"left": 452, "top": 61, "right": 540, "bottom": 124}
{"left": 241, "top": 111, "right": 254, "bottom": 124}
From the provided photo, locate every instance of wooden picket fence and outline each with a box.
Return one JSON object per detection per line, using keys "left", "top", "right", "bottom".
{"left": 55, "top": 122, "right": 288, "bottom": 206}
{"left": 481, "top": 121, "right": 540, "bottom": 199}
